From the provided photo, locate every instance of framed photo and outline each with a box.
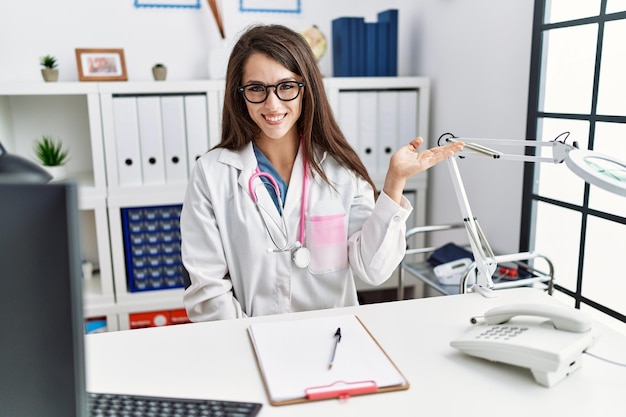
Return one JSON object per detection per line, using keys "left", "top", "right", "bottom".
{"left": 134, "top": 0, "right": 200, "bottom": 8}
{"left": 240, "top": 0, "right": 301, "bottom": 13}
{"left": 75, "top": 48, "right": 128, "bottom": 82}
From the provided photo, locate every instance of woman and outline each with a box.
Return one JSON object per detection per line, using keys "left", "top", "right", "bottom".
{"left": 181, "top": 24, "right": 463, "bottom": 321}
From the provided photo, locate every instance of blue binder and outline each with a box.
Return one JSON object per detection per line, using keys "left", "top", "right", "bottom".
{"left": 332, "top": 17, "right": 352, "bottom": 76}
{"left": 377, "top": 9, "right": 398, "bottom": 76}
{"left": 364, "top": 22, "right": 378, "bottom": 76}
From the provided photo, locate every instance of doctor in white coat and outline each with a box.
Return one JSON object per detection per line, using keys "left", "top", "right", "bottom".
{"left": 181, "top": 25, "right": 463, "bottom": 322}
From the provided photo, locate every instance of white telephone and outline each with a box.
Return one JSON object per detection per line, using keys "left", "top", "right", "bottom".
{"left": 450, "top": 303, "right": 600, "bottom": 387}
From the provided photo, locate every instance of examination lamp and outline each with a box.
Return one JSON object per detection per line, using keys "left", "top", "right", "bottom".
{"left": 0, "top": 140, "right": 52, "bottom": 183}
{"left": 439, "top": 132, "right": 626, "bottom": 297}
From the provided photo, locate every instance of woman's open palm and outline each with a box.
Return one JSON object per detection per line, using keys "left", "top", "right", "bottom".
{"left": 389, "top": 137, "right": 464, "bottom": 180}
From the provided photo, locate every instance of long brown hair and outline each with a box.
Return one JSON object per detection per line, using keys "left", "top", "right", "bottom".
{"left": 218, "top": 24, "right": 377, "bottom": 198}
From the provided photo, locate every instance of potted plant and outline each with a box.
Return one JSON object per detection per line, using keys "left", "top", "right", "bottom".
{"left": 40, "top": 55, "right": 59, "bottom": 82}
{"left": 34, "top": 135, "right": 69, "bottom": 180}
{"left": 152, "top": 63, "right": 167, "bottom": 81}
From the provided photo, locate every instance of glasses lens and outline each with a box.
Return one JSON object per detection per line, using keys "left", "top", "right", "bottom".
{"left": 275, "top": 82, "right": 301, "bottom": 101}
{"left": 242, "top": 84, "right": 268, "bottom": 103}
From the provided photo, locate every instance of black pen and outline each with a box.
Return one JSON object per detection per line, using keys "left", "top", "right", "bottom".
{"left": 328, "top": 327, "right": 342, "bottom": 370}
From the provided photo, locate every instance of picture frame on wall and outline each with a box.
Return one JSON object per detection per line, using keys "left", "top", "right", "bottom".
{"left": 240, "top": 0, "right": 301, "bottom": 13}
{"left": 134, "top": 0, "right": 200, "bottom": 8}
{"left": 75, "top": 48, "right": 128, "bottom": 82}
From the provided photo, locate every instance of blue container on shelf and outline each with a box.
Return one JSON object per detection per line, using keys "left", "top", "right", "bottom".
{"left": 121, "top": 204, "right": 184, "bottom": 292}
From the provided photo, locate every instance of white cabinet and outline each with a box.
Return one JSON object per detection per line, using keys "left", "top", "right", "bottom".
{"left": 0, "top": 77, "right": 429, "bottom": 330}
{"left": 0, "top": 82, "right": 116, "bottom": 328}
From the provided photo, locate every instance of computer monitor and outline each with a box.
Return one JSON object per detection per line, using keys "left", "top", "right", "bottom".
{"left": 0, "top": 181, "right": 88, "bottom": 417}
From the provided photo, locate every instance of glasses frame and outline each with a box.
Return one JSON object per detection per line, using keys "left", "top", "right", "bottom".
{"left": 238, "top": 81, "right": 305, "bottom": 104}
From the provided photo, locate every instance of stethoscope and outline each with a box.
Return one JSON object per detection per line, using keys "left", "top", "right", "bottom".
{"left": 247, "top": 155, "right": 311, "bottom": 269}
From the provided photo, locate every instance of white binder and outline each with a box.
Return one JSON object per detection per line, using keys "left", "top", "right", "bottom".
{"left": 377, "top": 91, "right": 399, "bottom": 174}
{"left": 137, "top": 96, "right": 166, "bottom": 185}
{"left": 338, "top": 91, "right": 359, "bottom": 150}
{"left": 207, "top": 90, "right": 222, "bottom": 149}
{"left": 112, "top": 97, "right": 143, "bottom": 186}
{"left": 357, "top": 91, "right": 378, "bottom": 173}
{"left": 397, "top": 90, "right": 418, "bottom": 150}
{"left": 184, "top": 95, "right": 210, "bottom": 174}
{"left": 160, "top": 95, "right": 189, "bottom": 184}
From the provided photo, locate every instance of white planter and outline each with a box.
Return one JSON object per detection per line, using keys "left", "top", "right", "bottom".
{"left": 45, "top": 165, "right": 67, "bottom": 181}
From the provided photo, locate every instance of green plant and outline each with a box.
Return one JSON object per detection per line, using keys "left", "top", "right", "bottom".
{"left": 153, "top": 63, "right": 165, "bottom": 68}
{"left": 40, "top": 55, "right": 58, "bottom": 69}
{"left": 34, "top": 135, "right": 69, "bottom": 166}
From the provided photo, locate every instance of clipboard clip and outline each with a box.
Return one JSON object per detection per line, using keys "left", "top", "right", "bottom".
{"left": 305, "top": 380, "right": 378, "bottom": 401}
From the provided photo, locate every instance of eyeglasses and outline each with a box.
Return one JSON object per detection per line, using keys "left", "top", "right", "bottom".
{"left": 238, "top": 81, "right": 305, "bottom": 103}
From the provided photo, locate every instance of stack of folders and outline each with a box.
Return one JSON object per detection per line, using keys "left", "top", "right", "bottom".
{"left": 337, "top": 89, "right": 418, "bottom": 176}
{"left": 248, "top": 314, "right": 409, "bottom": 405}
{"left": 112, "top": 94, "right": 212, "bottom": 187}
{"left": 332, "top": 9, "right": 398, "bottom": 77}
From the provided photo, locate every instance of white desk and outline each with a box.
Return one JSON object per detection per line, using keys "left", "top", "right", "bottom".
{"left": 85, "top": 288, "right": 625, "bottom": 416}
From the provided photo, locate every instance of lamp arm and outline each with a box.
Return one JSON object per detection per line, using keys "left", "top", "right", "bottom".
{"left": 444, "top": 136, "right": 576, "bottom": 165}
{"left": 446, "top": 157, "right": 498, "bottom": 295}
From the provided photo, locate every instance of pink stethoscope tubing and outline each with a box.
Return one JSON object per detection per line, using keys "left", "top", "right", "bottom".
{"left": 247, "top": 156, "right": 309, "bottom": 253}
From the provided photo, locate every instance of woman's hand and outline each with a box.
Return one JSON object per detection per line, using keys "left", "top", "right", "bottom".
{"left": 382, "top": 137, "right": 464, "bottom": 204}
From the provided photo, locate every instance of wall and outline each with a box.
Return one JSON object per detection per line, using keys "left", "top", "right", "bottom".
{"left": 0, "top": 0, "right": 534, "bottom": 254}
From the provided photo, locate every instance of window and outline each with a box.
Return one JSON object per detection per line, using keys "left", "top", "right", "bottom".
{"left": 523, "top": 0, "right": 626, "bottom": 332}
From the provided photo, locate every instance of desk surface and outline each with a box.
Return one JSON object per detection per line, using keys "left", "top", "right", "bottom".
{"left": 85, "top": 288, "right": 625, "bottom": 417}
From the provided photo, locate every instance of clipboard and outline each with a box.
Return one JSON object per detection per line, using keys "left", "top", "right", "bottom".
{"left": 247, "top": 314, "right": 409, "bottom": 405}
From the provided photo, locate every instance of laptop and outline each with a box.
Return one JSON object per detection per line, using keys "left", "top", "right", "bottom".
{"left": 0, "top": 182, "right": 261, "bottom": 416}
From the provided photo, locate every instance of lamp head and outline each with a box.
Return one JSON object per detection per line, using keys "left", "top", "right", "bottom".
{"left": 565, "top": 149, "right": 626, "bottom": 197}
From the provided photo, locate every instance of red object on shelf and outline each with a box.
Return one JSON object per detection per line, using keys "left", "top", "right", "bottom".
{"left": 170, "top": 308, "right": 192, "bottom": 325}
{"left": 129, "top": 310, "right": 170, "bottom": 329}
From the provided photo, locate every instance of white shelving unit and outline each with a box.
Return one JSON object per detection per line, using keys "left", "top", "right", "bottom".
{"left": 0, "top": 77, "right": 430, "bottom": 330}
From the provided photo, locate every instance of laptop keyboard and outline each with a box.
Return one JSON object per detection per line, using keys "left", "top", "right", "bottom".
{"left": 88, "top": 392, "right": 263, "bottom": 417}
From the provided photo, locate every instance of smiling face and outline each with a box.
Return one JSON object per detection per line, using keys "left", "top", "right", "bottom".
{"left": 241, "top": 52, "right": 303, "bottom": 143}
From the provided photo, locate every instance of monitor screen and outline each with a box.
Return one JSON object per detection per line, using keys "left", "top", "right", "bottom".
{"left": 0, "top": 182, "right": 87, "bottom": 417}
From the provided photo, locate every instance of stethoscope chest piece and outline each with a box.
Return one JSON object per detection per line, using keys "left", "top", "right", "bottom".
{"left": 292, "top": 246, "right": 311, "bottom": 269}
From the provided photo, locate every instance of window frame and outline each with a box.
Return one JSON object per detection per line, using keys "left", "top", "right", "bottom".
{"left": 522, "top": 0, "right": 626, "bottom": 324}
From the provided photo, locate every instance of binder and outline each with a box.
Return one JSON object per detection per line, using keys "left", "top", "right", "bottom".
{"left": 137, "top": 96, "right": 166, "bottom": 185}
{"left": 112, "top": 97, "right": 143, "bottom": 186}
{"left": 376, "top": 21, "right": 390, "bottom": 76}
{"left": 331, "top": 17, "right": 352, "bottom": 76}
{"left": 397, "top": 90, "right": 418, "bottom": 148}
{"left": 357, "top": 91, "right": 378, "bottom": 171}
{"left": 160, "top": 95, "right": 189, "bottom": 184}
{"left": 337, "top": 91, "right": 359, "bottom": 150}
{"left": 364, "top": 22, "right": 378, "bottom": 77}
{"left": 248, "top": 314, "right": 409, "bottom": 405}
{"left": 184, "top": 95, "right": 210, "bottom": 174}
{"left": 350, "top": 17, "right": 366, "bottom": 77}
{"left": 206, "top": 90, "right": 222, "bottom": 149}
{"left": 377, "top": 91, "right": 399, "bottom": 174}
{"left": 377, "top": 9, "right": 398, "bottom": 76}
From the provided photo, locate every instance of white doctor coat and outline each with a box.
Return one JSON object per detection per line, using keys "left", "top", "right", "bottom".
{"left": 180, "top": 142, "right": 412, "bottom": 321}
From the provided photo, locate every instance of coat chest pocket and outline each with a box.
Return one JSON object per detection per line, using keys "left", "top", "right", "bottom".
{"left": 306, "top": 200, "right": 348, "bottom": 274}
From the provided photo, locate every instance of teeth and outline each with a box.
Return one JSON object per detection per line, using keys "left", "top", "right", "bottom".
{"left": 264, "top": 114, "right": 286, "bottom": 122}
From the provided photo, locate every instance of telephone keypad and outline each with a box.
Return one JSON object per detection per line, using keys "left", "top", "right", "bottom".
{"left": 476, "top": 325, "right": 529, "bottom": 341}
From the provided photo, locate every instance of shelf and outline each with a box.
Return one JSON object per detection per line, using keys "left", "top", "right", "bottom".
{"left": 115, "top": 288, "right": 186, "bottom": 314}
{"left": 1, "top": 77, "right": 431, "bottom": 331}
{"left": 97, "top": 80, "right": 225, "bottom": 95}
{"left": 107, "top": 185, "right": 186, "bottom": 207}
{"left": 0, "top": 81, "right": 99, "bottom": 95}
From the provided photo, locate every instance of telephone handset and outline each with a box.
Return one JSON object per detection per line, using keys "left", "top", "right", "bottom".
{"left": 450, "top": 303, "right": 600, "bottom": 387}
